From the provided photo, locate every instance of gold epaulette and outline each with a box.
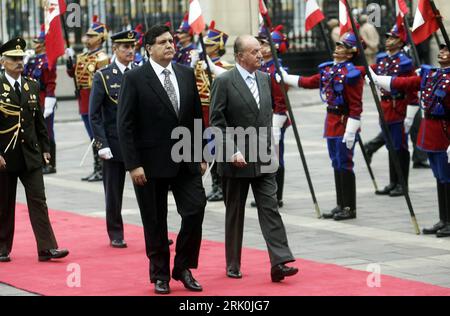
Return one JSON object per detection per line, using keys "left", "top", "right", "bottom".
{"left": 96, "top": 51, "right": 110, "bottom": 69}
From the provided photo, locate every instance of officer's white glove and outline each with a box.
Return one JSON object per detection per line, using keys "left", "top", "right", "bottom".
{"left": 98, "top": 147, "right": 113, "bottom": 160}
{"left": 364, "top": 67, "right": 378, "bottom": 86}
{"left": 447, "top": 145, "right": 450, "bottom": 164}
{"left": 190, "top": 50, "right": 200, "bottom": 68}
{"left": 23, "top": 49, "right": 35, "bottom": 65}
{"left": 43, "top": 97, "right": 57, "bottom": 118}
{"left": 272, "top": 113, "right": 288, "bottom": 145}
{"left": 205, "top": 55, "right": 227, "bottom": 76}
{"left": 377, "top": 75, "right": 392, "bottom": 91}
{"left": 342, "top": 117, "right": 360, "bottom": 150}
{"left": 65, "top": 47, "right": 75, "bottom": 59}
{"left": 275, "top": 68, "right": 300, "bottom": 87}
{"left": 404, "top": 105, "right": 419, "bottom": 134}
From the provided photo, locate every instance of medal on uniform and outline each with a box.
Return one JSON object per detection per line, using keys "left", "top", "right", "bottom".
{"left": 2, "top": 92, "right": 8, "bottom": 97}
{"left": 3, "top": 83, "right": 10, "bottom": 92}
{"left": 24, "top": 82, "right": 29, "bottom": 91}
{"left": 112, "top": 68, "right": 118, "bottom": 74}
{"left": 88, "top": 64, "right": 95, "bottom": 72}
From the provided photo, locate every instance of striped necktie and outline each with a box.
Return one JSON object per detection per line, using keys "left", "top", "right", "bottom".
{"left": 247, "top": 75, "right": 259, "bottom": 108}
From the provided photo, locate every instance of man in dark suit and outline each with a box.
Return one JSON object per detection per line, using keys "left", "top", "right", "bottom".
{"left": 89, "top": 30, "right": 138, "bottom": 249}
{"left": 117, "top": 24, "right": 207, "bottom": 294}
{"left": 209, "top": 35, "right": 298, "bottom": 282}
{"left": 0, "top": 38, "right": 69, "bottom": 262}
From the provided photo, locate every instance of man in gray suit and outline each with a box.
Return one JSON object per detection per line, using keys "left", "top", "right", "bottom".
{"left": 209, "top": 35, "right": 298, "bottom": 282}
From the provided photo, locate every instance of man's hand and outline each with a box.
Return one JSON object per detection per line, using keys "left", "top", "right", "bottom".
{"left": 65, "top": 47, "right": 75, "bottom": 59}
{"left": 0, "top": 155, "right": 6, "bottom": 169}
{"left": 404, "top": 105, "right": 420, "bottom": 134}
{"left": 342, "top": 118, "right": 361, "bottom": 150}
{"left": 43, "top": 152, "right": 51, "bottom": 165}
{"left": 98, "top": 147, "right": 113, "bottom": 160}
{"left": 44, "top": 97, "right": 57, "bottom": 118}
{"left": 200, "top": 162, "right": 208, "bottom": 175}
{"left": 232, "top": 152, "right": 247, "bottom": 168}
{"left": 130, "top": 167, "right": 147, "bottom": 186}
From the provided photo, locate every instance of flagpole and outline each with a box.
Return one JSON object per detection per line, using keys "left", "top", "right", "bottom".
{"left": 403, "top": 16, "right": 421, "bottom": 66}
{"left": 316, "top": 17, "right": 379, "bottom": 192}
{"left": 429, "top": 0, "right": 450, "bottom": 48}
{"left": 261, "top": 1, "right": 321, "bottom": 218}
{"left": 345, "top": 0, "right": 420, "bottom": 234}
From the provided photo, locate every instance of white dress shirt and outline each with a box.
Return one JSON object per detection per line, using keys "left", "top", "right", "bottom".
{"left": 235, "top": 63, "right": 259, "bottom": 109}
{"left": 4, "top": 72, "right": 21, "bottom": 92}
{"left": 115, "top": 60, "right": 132, "bottom": 74}
{"left": 149, "top": 57, "right": 180, "bottom": 111}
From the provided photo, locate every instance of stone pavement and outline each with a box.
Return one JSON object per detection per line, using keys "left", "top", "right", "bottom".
{"left": 2, "top": 85, "right": 450, "bottom": 295}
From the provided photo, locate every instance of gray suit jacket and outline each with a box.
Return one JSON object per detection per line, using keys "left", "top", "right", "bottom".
{"left": 209, "top": 67, "right": 278, "bottom": 178}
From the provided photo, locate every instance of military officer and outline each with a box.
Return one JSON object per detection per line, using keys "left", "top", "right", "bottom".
{"left": 66, "top": 15, "right": 109, "bottom": 182}
{"left": 369, "top": 24, "right": 419, "bottom": 197}
{"left": 280, "top": 32, "right": 364, "bottom": 220}
{"left": 253, "top": 24, "right": 290, "bottom": 208}
{"left": 24, "top": 24, "right": 58, "bottom": 175}
{"left": 370, "top": 43, "right": 450, "bottom": 237}
{"left": 173, "top": 13, "right": 196, "bottom": 67}
{"left": 191, "top": 21, "right": 232, "bottom": 202}
{"left": 89, "top": 30, "right": 137, "bottom": 248}
{"left": 0, "top": 38, "right": 69, "bottom": 262}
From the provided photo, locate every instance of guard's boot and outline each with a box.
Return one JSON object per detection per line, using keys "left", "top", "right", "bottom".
{"left": 323, "top": 170, "right": 343, "bottom": 219}
{"left": 334, "top": 170, "right": 356, "bottom": 220}
{"left": 43, "top": 140, "right": 57, "bottom": 174}
{"left": 87, "top": 149, "right": 103, "bottom": 182}
{"left": 208, "top": 167, "right": 223, "bottom": 202}
{"left": 423, "top": 181, "right": 446, "bottom": 234}
{"left": 276, "top": 166, "right": 285, "bottom": 208}
{"left": 376, "top": 151, "right": 397, "bottom": 195}
{"left": 436, "top": 183, "right": 450, "bottom": 238}
{"left": 390, "top": 150, "right": 410, "bottom": 197}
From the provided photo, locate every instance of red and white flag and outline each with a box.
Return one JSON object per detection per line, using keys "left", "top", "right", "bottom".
{"left": 188, "top": 0, "right": 205, "bottom": 35}
{"left": 394, "top": 0, "right": 408, "bottom": 42}
{"left": 339, "top": 0, "right": 352, "bottom": 36}
{"left": 259, "top": 0, "right": 268, "bottom": 16}
{"left": 44, "top": 0, "right": 66, "bottom": 70}
{"left": 411, "top": 0, "right": 439, "bottom": 44}
{"left": 305, "top": 0, "right": 325, "bottom": 32}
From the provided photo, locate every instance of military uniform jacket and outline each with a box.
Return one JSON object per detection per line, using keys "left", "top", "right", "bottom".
{"left": 0, "top": 74, "right": 50, "bottom": 172}
{"left": 299, "top": 61, "right": 364, "bottom": 138}
{"left": 24, "top": 53, "right": 57, "bottom": 107}
{"left": 372, "top": 51, "right": 418, "bottom": 123}
{"left": 67, "top": 48, "right": 109, "bottom": 115}
{"left": 89, "top": 61, "right": 131, "bottom": 162}
{"left": 173, "top": 43, "right": 196, "bottom": 67}
{"left": 392, "top": 66, "right": 450, "bottom": 152}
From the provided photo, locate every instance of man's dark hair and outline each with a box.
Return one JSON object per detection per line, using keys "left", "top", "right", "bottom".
{"left": 144, "top": 24, "right": 171, "bottom": 46}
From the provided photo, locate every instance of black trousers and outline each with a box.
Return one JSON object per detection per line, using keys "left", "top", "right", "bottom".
{"left": 0, "top": 168, "right": 57, "bottom": 254}
{"left": 222, "top": 173, "right": 294, "bottom": 271}
{"left": 133, "top": 165, "right": 206, "bottom": 282}
{"left": 102, "top": 160, "right": 126, "bottom": 241}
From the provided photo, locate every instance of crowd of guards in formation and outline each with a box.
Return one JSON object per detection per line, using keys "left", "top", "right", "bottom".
{"left": 1, "top": 10, "right": 450, "bottom": 292}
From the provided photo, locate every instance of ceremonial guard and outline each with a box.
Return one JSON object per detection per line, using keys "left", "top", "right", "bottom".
{"left": 24, "top": 24, "right": 58, "bottom": 175}
{"left": 133, "top": 24, "right": 145, "bottom": 66}
{"left": 89, "top": 30, "right": 137, "bottom": 248}
{"left": 371, "top": 25, "right": 419, "bottom": 197}
{"left": 0, "top": 38, "right": 69, "bottom": 262}
{"left": 191, "top": 21, "right": 231, "bottom": 202}
{"left": 66, "top": 16, "right": 109, "bottom": 182}
{"left": 254, "top": 25, "right": 290, "bottom": 208}
{"left": 281, "top": 32, "right": 364, "bottom": 220}
{"left": 371, "top": 43, "right": 450, "bottom": 237}
{"left": 173, "top": 13, "right": 195, "bottom": 67}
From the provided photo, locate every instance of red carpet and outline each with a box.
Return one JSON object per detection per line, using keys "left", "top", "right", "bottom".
{"left": 1, "top": 203, "right": 450, "bottom": 296}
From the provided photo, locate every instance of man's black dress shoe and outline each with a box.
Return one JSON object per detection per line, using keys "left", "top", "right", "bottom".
{"left": 322, "top": 206, "right": 342, "bottom": 219}
{"left": 111, "top": 239, "right": 127, "bottom": 248}
{"left": 423, "top": 221, "right": 446, "bottom": 234}
{"left": 413, "top": 161, "right": 430, "bottom": 169}
{"left": 436, "top": 225, "right": 450, "bottom": 238}
{"left": 271, "top": 264, "right": 299, "bottom": 282}
{"left": 389, "top": 184, "right": 406, "bottom": 197}
{"left": 154, "top": 280, "right": 171, "bottom": 294}
{"left": 375, "top": 183, "right": 396, "bottom": 195}
{"left": 333, "top": 207, "right": 356, "bottom": 221}
{"left": 226, "top": 268, "right": 242, "bottom": 278}
{"left": 172, "top": 269, "right": 203, "bottom": 291}
{"left": 38, "top": 249, "right": 69, "bottom": 261}
{"left": 0, "top": 253, "right": 11, "bottom": 262}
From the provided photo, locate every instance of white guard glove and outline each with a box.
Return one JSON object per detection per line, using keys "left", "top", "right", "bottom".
{"left": 275, "top": 68, "right": 300, "bottom": 87}
{"left": 272, "top": 113, "right": 288, "bottom": 145}
{"left": 190, "top": 50, "right": 200, "bottom": 68}
{"left": 98, "top": 147, "right": 113, "bottom": 160}
{"left": 404, "top": 105, "right": 419, "bottom": 134}
{"left": 342, "top": 117, "right": 361, "bottom": 150}
{"left": 447, "top": 145, "right": 450, "bottom": 164}
{"left": 365, "top": 67, "right": 378, "bottom": 86}
{"left": 43, "top": 97, "right": 57, "bottom": 118}
{"left": 65, "top": 47, "right": 75, "bottom": 59}
{"left": 23, "top": 49, "right": 35, "bottom": 65}
{"left": 205, "top": 55, "right": 227, "bottom": 76}
{"left": 377, "top": 75, "right": 392, "bottom": 91}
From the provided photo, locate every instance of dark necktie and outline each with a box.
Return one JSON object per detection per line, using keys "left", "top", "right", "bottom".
{"left": 14, "top": 81, "right": 21, "bottom": 101}
{"left": 124, "top": 67, "right": 129, "bottom": 72}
